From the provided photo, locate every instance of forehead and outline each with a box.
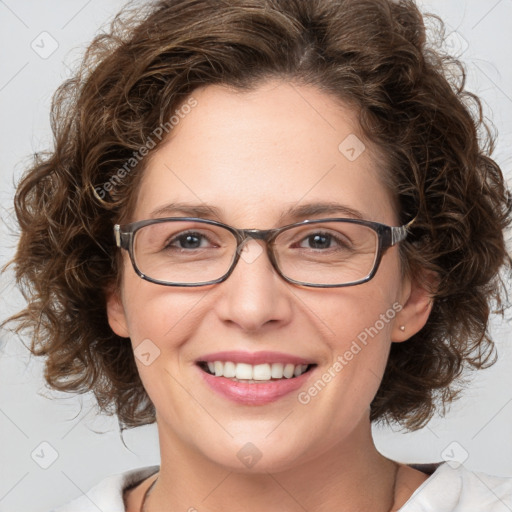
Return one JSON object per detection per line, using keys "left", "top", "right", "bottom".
{"left": 134, "top": 80, "right": 397, "bottom": 226}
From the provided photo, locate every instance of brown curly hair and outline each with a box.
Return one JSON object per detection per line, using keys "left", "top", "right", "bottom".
{"left": 6, "top": 0, "right": 511, "bottom": 431}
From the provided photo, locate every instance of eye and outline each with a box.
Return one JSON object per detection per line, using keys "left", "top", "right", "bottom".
{"left": 301, "top": 233, "right": 332, "bottom": 249}
{"left": 297, "top": 231, "right": 350, "bottom": 250}
{"left": 167, "top": 231, "right": 213, "bottom": 250}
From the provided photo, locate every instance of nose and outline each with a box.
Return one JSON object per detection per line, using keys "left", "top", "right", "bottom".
{"left": 213, "top": 238, "right": 293, "bottom": 333}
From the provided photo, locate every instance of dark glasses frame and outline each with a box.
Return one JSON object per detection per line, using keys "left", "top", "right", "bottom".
{"left": 114, "top": 216, "right": 414, "bottom": 287}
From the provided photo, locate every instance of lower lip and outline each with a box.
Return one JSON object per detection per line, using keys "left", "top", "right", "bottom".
{"left": 197, "top": 366, "right": 315, "bottom": 405}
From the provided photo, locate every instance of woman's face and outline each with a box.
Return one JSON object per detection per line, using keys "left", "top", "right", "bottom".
{"left": 108, "top": 80, "right": 420, "bottom": 472}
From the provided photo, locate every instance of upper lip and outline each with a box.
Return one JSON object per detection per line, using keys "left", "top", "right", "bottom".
{"left": 196, "top": 350, "right": 315, "bottom": 365}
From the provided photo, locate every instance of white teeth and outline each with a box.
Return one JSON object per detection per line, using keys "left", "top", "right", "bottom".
{"left": 253, "top": 364, "right": 271, "bottom": 381}
{"left": 203, "top": 361, "right": 310, "bottom": 380}
{"left": 214, "top": 361, "right": 223, "bottom": 377}
{"left": 271, "top": 363, "right": 284, "bottom": 378}
{"left": 283, "top": 363, "right": 295, "bottom": 379}
{"left": 223, "top": 361, "right": 236, "bottom": 378}
{"left": 235, "top": 363, "right": 253, "bottom": 380}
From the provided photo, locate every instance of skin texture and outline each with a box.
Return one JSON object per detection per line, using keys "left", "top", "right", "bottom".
{"left": 108, "top": 80, "right": 433, "bottom": 512}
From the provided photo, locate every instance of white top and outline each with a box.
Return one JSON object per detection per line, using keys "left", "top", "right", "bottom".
{"left": 51, "top": 462, "right": 512, "bottom": 512}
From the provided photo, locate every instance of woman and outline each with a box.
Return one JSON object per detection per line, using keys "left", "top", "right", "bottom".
{"left": 7, "top": 0, "right": 512, "bottom": 510}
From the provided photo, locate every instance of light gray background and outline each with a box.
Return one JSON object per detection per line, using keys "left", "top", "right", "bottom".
{"left": 0, "top": 1, "right": 511, "bottom": 511}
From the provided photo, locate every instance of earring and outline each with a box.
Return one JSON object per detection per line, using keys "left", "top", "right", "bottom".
{"left": 399, "top": 325, "right": 405, "bottom": 332}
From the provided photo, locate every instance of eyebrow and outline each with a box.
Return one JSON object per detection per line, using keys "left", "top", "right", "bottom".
{"left": 148, "top": 201, "right": 365, "bottom": 224}
{"left": 150, "top": 202, "right": 222, "bottom": 219}
{"left": 277, "top": 202, "right": 365, "bottom": 223}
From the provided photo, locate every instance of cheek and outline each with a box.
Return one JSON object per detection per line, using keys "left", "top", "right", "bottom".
{"left": 301, "top": 256, "right": 402, "bottom": 399}
{"left": 304, "top": 255, "right": 402, "bottom": 352}
{"left": 324, "top": 290, "right": 397, "bottom": 378}
{"left": 121, "top": 264, "right": 200, "bottom": 341}
{"left": 120, "top": 276, "right": 209, "bottom": 403}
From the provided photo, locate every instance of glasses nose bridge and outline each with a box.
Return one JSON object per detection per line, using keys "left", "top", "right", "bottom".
{"left": 237, "top": 228, "right": 276, "bottom": 246}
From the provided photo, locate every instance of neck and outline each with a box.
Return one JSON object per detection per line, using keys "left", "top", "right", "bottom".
{"left": 144, "top": 417, "right": 400, "bottom": 512}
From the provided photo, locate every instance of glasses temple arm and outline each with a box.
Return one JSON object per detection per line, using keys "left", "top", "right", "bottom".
{"left": 390, "top": 215, "right": 416, "bottom": 246}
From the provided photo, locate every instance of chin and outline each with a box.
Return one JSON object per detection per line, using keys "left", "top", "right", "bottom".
{"left": 194, "top": 429, "right": 313, "bottom": 474}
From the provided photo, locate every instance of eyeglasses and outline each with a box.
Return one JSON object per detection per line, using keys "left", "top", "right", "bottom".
{"left": 114, "top": 216, "right": 414, "bottom": 288}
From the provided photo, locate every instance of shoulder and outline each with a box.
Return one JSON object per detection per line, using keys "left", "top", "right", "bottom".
{"left": 49, "top": 465, "right": 160, "bottom": 512}
{"left": 399, "top": 462, "right": 512, "bottom": 511}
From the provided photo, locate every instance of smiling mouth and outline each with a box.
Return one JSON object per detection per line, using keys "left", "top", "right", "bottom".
{"left": 197, "top": 361, "right": 316, "bottom": 382}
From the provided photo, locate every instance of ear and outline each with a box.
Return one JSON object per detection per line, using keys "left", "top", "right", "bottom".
{"left": 106, "top": 286, "right": 130, "bottom": 338}
{"left": 391, "top": 270, "right": 437, "bottom": 343}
